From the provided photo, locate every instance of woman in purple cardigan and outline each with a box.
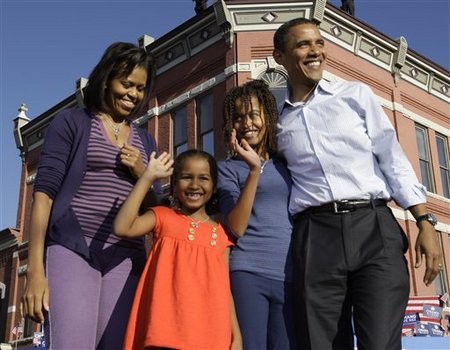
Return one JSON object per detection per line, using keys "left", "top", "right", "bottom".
{"left": 20, "top": 42, "right": 161, "bottom": 349}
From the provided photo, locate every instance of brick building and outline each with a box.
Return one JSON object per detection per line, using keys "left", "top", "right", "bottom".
{"left": 1, "top": 0, "right": 449, "bottom": 347}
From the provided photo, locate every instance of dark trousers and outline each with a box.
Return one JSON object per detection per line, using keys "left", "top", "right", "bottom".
{"left": 292, "top": 205, "right": 409, "bottom": 350}
{"left": 231, "top": 271, "right": 297, "bottom": 350}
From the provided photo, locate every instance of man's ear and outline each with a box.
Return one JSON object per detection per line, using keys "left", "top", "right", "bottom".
{"left": 273, "top": 49, "right": 283, "bottom": 65}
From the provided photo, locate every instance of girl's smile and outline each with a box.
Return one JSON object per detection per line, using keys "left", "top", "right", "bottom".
{"left": 174, "top": 157, "right": 214, "bottom": 217}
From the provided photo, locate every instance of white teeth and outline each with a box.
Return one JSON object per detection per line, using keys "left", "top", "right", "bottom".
{"left": 306, "top": 61, "right": 320, "bottom": 67}
{"left": 244, "top": 131, "right": 256, "bottom": 137}
{"left": 122, "top": 100, "right": 135, "bottom": 108}
{"left": 186, "top": 193, "right": 201, "bottom": 199}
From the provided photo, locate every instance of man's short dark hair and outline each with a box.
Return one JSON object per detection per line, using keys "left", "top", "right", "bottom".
{"left": 273, "top": 18, "right": 318, "bottom": 52}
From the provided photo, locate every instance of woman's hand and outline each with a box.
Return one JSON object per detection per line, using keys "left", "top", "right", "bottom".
{"left": 21, "top": 191, "right": 52, "bottom": 324}
{"left": 20, "top": 269, "right": 49, "bottom": 324}
{"left": 120, "top": 143, "right": 146, "bottom": 178}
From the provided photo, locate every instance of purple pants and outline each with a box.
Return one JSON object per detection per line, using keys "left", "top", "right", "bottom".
{"left": 44, "top": 243, "right": 146, "bottom": 349}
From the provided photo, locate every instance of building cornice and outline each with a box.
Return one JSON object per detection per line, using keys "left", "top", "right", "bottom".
{"left": 16, "top": 0, "right": 450, "bottom": 158}
{"left": 19, "top": 95, "right": 78, "bottom": 155}
{"left": 145, "top": 1, "right": 449, "bottom": 102}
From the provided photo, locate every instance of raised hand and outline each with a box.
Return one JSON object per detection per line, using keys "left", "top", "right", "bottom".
{"left": 230, "top": 129, "right": 261, "bottom": 172}
{"left": 143, "top": 151, "right": 174, "bottom": 182}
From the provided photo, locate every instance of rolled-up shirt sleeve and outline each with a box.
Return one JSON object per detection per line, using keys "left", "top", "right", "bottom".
{"left": 363, "top": 84, "right": 427, "bottom": 208}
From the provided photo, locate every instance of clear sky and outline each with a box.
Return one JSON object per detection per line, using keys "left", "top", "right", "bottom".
{"left": 1, "top": 0, "right": 449, "bottom": 229}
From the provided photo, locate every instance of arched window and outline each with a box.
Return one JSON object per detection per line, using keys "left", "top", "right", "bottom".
{"left": 260, "top": 71, "right": 288, "bottom": 106}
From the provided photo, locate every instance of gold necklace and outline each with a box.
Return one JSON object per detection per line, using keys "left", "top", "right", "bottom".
{"left": 179, "top": 209, "right": 218, "bottom": 247}
{"left": 102, "top": 115, "right": 126, "bottom": 141}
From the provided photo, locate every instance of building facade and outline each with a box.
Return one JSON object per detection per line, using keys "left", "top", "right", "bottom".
{"left": 1, "top": 0, "right": 449, "bottom": 346}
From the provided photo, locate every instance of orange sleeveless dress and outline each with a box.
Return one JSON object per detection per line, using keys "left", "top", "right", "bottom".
{"left": 123, "top": 206, "right": 234, "bottom": 350}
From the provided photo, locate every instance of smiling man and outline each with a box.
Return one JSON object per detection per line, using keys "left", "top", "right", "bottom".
{"left": 273, "top": 18, "right": 442, "bottom": 350}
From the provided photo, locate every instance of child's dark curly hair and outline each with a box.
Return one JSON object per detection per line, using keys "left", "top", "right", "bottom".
{"left": 222, "top": 79, "right": 278, "bottom": 156}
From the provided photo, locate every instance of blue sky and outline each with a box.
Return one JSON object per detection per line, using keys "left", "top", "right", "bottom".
{"left": 1, "top": 0, "right": 449, "bottom": 229}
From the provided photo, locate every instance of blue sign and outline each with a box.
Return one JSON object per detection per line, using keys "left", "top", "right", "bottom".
{"left": 414, "top": 322, "right": 430, "bottom": 336}
{"left": 427, "top": 323, "right": 445, "bottom": 337}
{"left": 423, "top": 304, "right": 443, "bottom": 320}
{"left": 403, "top": 313, "right": 420, "bottom": 325}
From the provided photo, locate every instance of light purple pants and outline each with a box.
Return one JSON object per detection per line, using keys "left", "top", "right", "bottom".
{"left": 44, "top": 243, "right": 146, "bottom": 349}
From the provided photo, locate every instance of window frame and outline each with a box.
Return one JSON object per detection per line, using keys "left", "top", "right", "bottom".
{"left": 435, "top": 133, "right": 450, "bottom": 198}
{"left": 197, "top": 93, "right": 215, "bottom": 156}
{"left": 172, "top": 105, "right": 188, "bottom": 156}
{"left": 415, "top": 124, "right": 435, "bottom": 193}
{"left": 259, "top": 70, "right": 288, "bottom": 106}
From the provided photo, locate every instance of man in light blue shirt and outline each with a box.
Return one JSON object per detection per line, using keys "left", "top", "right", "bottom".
{"left": 273, "top": 18, "right": 442, "bottom": 350}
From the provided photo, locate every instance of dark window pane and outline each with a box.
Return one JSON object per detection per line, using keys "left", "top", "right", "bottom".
{"left": 440, "top": 169, "right": 450, "bottom": 198}
{"left": 202, "top": 131, "right": 214, "bottom": 155}
{"left": 174, "top": 107, "right": 187, "bottom": 145}
{"left": 436, "top": 136, "right": 447, "bottom": 167}
{"left": 436, "top": 134, "right": 449, "bottom": 198}
{"left": 200, "top": 94, "right": 213, "bottom": 133}
{"left": 271, "top": 88, "right": 287, "bottom": 107}
{"left": 419, "top": 160, "right": 432, "bottom": 191}
{"left": 415, "top": 127, "right": 427, "bottom": 159}
{"left": 176, "top": 142, "right": 188, "bottom": 157}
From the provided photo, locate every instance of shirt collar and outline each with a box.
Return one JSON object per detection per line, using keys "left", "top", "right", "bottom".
{"left": 279, "top": 79, "right": 334, "bottom": 114}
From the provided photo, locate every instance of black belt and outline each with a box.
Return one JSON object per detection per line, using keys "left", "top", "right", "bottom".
{"left": 299, "top": 199, "right": 387, "bottom": 215}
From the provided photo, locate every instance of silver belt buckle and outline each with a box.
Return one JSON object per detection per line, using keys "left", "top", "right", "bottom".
{"left": 333, "top": 200, "right": 351, "bottom": 214}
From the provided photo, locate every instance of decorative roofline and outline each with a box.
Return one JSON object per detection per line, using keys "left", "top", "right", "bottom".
{"left": 144, "top": 1, "right": 449, "bottom": 101}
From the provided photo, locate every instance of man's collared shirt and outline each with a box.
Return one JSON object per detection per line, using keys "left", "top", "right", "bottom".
{"left": 277, "top": 79, "right": 426, "bottom": 215}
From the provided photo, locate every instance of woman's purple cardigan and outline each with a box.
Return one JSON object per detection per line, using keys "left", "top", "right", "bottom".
{"left": 34, "top": 107, "right": 161, "bottom": 259}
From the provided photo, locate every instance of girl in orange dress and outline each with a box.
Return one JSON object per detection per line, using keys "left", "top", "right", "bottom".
{"left": 114, "top": 149, "right": 242, "bottom": 350}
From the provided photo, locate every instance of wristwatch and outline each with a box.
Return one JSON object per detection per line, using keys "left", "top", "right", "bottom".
{"left": 415, "top": 213, "right": 437, "bottom": 227}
